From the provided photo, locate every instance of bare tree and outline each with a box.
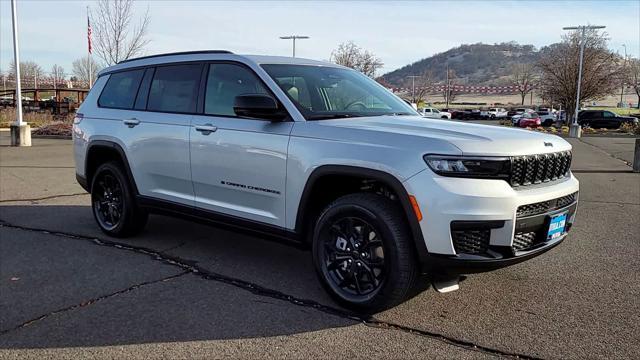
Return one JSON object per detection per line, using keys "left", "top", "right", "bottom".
{"left": 511, "top": 63, "right": 536, "bottom": 105}
{"left": 331, "top": 41, "right": 383, "bottom": 77}
{"left": 443, "top": 68, "right": 458, "bottom": 105}
{"left": 91, "top": 0, "right": 151, "bottom": 66}
{"left": 627, "top": 58, "right": 640, "bottom": 109}
{"left": 405, "top": 70, "right": 434, "bottom": 105}
{"left": 73, "top": 56, "right": 103, "bottom": 85}
{"left": 50, "top": 64, "right": 66, "bottom": 88}
{"left": 9, "top": 61, "right": 45, "bottom": 87}
{"left": 537, "top": 29, "right": 621, "bottom": 121}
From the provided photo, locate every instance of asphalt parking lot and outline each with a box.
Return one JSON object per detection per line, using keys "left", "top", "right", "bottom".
{"left": 1, "top": 132, "right": 639, "bottom": 359}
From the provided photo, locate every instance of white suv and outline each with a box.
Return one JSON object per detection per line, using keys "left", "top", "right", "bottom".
{"left": 73, "top": 51, "right": 579, "bottom": 312}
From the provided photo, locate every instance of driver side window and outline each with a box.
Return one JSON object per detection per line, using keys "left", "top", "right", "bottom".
{"left": 204, "top": 63, "right": 269, "bottom": 117}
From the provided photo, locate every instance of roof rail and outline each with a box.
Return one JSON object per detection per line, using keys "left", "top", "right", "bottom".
{"left": 118, "top": 50, "right": 234, "bottom": 64}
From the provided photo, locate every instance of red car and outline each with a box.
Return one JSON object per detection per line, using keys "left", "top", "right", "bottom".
{"left": 518, "top": 112, "right": 541, "bottom": 127}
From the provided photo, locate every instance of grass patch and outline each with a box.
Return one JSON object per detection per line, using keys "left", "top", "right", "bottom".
{"left": 0, "top": 108, "right": 71, "bottom": 128}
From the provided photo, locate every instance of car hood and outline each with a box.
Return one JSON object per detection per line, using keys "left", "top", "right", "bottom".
{"left": 316, "top": 115, "right": 571, "bottom": 156}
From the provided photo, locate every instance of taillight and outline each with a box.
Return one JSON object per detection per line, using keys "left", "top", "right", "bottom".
{"left": 73, "top": 113, "right": 84, "bottom": 124}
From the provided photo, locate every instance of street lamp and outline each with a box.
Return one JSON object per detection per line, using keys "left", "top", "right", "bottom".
{"left": 562, "top": 25, "right": 606, "bottom": 138}
{"left": 279, "top": 35, "right": 310, "bottom": 58}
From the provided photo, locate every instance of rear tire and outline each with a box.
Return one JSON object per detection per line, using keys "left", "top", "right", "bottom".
{"left": 91, "top": 161, "right": 148, "bottom": 237}
{"left": 312, "top": 193, "right": 417, "bottom": 313}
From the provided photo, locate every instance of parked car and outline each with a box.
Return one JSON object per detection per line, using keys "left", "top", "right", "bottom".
{"left": 460, "top": 109, "right": 482, "bottom": 120}
{"left": 74, "top": 50, "right": 579, "bottom": 312}
{"left": 577, "top": 110, "right": 639, "bottom": 129}
{"left": 517, "top": 112, "right": 541, "bottom": 127}
{"left": 488, "top": 107, "right": 508, "bottom": 119}
{"left": 537, "top": 111, "right": 557, "bottom": 126}
{"left": 418, "top": 107, "right": 451, "bottom": 119}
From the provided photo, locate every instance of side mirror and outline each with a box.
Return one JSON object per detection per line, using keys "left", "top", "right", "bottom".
{"left": 233, "top": 94, "right": 288, "bottom": 121}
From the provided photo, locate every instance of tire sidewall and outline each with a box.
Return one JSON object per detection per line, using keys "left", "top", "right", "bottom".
{"left": 91, "top": 162, "right": 134, "bottom": 236}
{"left": 312, "top": 198, "right": 407, "bottom": 309}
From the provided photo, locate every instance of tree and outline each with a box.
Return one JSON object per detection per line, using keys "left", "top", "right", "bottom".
{"left": 91, "top": 0, "right": 150, "bottom": 66}
{"left": 50, "top": 64, "right": 66, "bottom": 88}
{"left": 72, "top": 56, "right": 102, "bottom": 85}
{"left": 9, "top": 61, "right": 45, "bottom": 87}
{"left": 443, "top": 67, "right": 457, "bottom": 105}
{"left": 627, "top": 58, "right": 640, "bottom": 109}
{"left": 405, "top": 70, "right": 434, "bottom": 105}
{"left": 537, "top": 29, "right": 621, "bottom": 121}
{"left": 511, "top": 63, "right": 536, "bottom": 105}
{"left": 331, "top": 41, "right": 383, "bottom": 77}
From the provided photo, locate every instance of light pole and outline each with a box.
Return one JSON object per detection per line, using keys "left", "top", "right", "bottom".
{"left": 406, "top": 75, "right": 420, "bottom": 105}
{"left": 620, "top": 44, "right": 627, "bottom": 107}
{"left": 279, "top": 35, "right": 309, "bottom": 57}
{"left": 10, "top": 0, "right": 30, "bottom": 146}
{"left": 562, "top": 25, "right": 606, "bottom": 138}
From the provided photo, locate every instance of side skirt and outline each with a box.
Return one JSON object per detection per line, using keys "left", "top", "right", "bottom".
{"left": 136, "top": 196, "right": 305, "bottom": 248}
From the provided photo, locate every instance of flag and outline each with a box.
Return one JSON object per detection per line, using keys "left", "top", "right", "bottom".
{"left": 87, "top": 16, "right": 92, "bottom": 54}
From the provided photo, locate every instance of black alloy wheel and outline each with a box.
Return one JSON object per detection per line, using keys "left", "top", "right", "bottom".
{"left": 312, "top": 193, "right": 417, "bottom": 312}
{"left": 91, "top": 161, "right": 148, "bottom": 237}
{"left": 319, "top": 216, "right": 387, "bottom": 300}
{"left": 93, "top": 172, "right": 124, "bottom": 231}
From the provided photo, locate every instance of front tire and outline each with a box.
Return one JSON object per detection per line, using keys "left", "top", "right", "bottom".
{"left": 91, "top": 161, "right": 148, "bottom": 237}
{"left": 312, "top": 193, "right": 417, "bottom": 313}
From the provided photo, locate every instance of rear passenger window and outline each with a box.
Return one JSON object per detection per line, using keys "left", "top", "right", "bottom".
{"left": 98, "top": 69, "right": 144, "bottom": 109}
{"left": 204, "top": 63, "right": 269, "bottom": 116}
{"left": 147, "top": 64, "right": 201, "bottom": 113}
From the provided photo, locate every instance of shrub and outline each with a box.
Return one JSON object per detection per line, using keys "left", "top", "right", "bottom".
{"left": 620, "top": 122, "right": 640, "bottom": 135}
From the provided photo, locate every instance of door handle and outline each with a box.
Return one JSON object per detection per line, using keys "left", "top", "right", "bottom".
{"left": 195, "top": 124, "right": 217, "bottom": 135}
{"left": 123, "top": 118, "right": 140, "bottom": 128}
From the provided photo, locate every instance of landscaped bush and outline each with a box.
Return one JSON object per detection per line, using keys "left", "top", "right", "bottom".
{"left": 620, "top": 122, "right": 640, "bottom": 135}
{"left": 31, "top": 122, "right": 72, "bottom": 137}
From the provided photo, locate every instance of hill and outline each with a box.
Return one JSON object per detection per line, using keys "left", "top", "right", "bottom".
{"left": 380, "top": 42, "right": 541, "bottom": 87}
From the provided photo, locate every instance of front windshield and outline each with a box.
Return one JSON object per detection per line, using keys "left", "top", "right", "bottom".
{"left": 262, "top": 64, "right": 417, "bottom": 120}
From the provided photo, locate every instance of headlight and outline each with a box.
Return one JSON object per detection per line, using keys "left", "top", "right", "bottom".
{"left": 424, "top": 155, "right": 510, "bottom": 179}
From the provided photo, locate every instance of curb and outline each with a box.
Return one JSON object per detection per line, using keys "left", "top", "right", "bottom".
{"left": 31, "top": 135, "right": 72, "bottom": 140}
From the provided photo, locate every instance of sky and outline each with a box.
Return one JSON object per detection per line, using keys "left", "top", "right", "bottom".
{"left": 0, "top": 0, "right": 639, "bottom": 78}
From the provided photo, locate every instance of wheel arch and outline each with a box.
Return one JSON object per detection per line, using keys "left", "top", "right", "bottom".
{"left": 85, "top": 140, "right": 139, "bottom": 194}
{"left": 295, "top": 165, "right": 428, "bottom": 263}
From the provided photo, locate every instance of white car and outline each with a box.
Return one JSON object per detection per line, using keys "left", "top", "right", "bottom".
{"left": 419, "top": 107, "right": 451, "bottom": 119}
{"left": 488, "top": 107, "right": 508, "bottom": 119}
{"left": 538, "top": 111, "right": 557, "bottom": 126}
{"left": 73, "top": 50, "right": 579, "bottom": 311}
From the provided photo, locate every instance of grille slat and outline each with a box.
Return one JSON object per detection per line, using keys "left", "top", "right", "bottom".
{"left": 510, "top": 151, "right": 572, "bottom": 187}
{"left": 452, "top": 230, "right": 490, "bottom": 255}
{"left": 516, "top": 192, "right": 578, "bottom": 217}
{"left": 513, "top": 232, "right": 538, "bottom": 251}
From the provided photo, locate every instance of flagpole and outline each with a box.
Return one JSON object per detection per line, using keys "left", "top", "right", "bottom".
{"left": 87, "top": 6, "right": 92, "bottom": 88}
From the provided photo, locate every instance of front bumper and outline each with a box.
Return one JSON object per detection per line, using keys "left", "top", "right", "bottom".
{"left": 403, "top": 169, "right": 579, "bottom": 274}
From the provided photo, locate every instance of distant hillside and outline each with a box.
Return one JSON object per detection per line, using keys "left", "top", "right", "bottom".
{"left": 380, "top": 42, "right": 542, "bottom": 87}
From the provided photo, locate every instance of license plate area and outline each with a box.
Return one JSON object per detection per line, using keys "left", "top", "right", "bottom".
{"left": 547, "top": 211, "right": 567, "bottom": 241}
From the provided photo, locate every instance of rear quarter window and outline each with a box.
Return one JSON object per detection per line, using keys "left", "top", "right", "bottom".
{"left": 98, "top": 69, "right": 145, "bottom": 109}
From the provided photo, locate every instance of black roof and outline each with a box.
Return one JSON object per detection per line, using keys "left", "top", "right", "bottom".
{"left": 118, "top": 50, "right": 233, "bottom": 64}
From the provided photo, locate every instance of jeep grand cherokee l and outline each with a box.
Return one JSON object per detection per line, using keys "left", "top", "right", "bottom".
{"left": 73, "top": 50, "right": 579, "bottom": 312}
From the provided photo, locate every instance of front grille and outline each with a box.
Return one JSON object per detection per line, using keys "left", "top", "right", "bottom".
{"left": 513, "top": 232, "right": 539, "bottom": 251}
{"left": 516, "top": 192, "right": 578, "bottom": 217}
{"left": 452, "top": 229, "right": 490, "bottom": 255}
{"left": 510, "top": 151, "right": 572, "bottom": 187}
